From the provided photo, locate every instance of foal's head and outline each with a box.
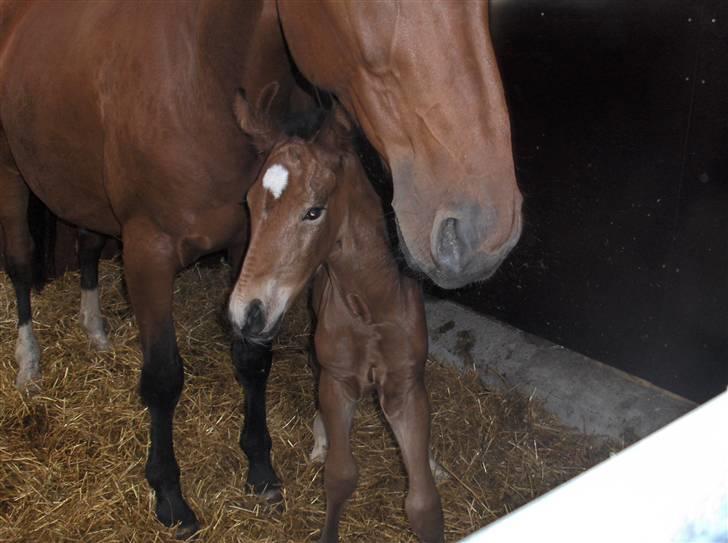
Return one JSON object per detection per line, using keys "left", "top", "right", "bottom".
{"left": 228, "top": 96, "right": 358, "bottom": 341}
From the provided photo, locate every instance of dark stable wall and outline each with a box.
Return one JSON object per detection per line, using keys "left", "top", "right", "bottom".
{"left": 434, "top": 0, "right": 727, "bottom": 403}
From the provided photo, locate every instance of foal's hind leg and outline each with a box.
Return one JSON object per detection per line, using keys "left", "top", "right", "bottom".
{"left": 0, "top": 157, "right": 40, "bottom": 390}
{"left": 307, "top": 350, "right": 328, "bottom": 463}
{"left": 310, "top": 409, "right": 328, "bottom": 463}
{"left": 312, "top": 410, "right": 446, "bottom": 483}
{"left": 231, "top": 337, "right": 282, "bottom": 501}
{"left": 318, "top": 370, "right": 358, "bottom": 543}
{"left": 78, "top": 228, "right": 110, "bottom": 350}
{"left": 122, "top": 222, "right": 198, "bottom": 538}
{"left": 380, "top": 375, "right": 444, "bottom": 543}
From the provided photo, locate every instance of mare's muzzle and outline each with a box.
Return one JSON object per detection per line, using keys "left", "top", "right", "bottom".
{"left": 424, "top": 200, "right": 522, "bottom": 289}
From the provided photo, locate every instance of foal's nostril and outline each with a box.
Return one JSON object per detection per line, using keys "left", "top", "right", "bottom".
{"left": 435, "top": 217, "right": 469, "bottom": 275}
{"left": 241, "top": 299, "right": 266, "bottom": 337}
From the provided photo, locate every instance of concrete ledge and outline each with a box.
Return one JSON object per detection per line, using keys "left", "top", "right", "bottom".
{"left": 425, "top": 298, "right": 696, "bottom": 442}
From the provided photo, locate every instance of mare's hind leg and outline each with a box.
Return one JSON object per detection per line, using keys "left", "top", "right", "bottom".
{"left": 0, "top": 148, "right": 40, "bottom": 390}
{"left": 380, "top": 375, "right": 444, "bottom": 543}
{"left": 231, "top": 337, "right": 282, "bottom": 501}
{"left": 318, "top": 370, "right": 358, "bottom": 543}
{"left": 123, "top": 221, "right": 198, "bottom": 539}
{"left": 78, "top": 228, "right": 110, "bottom": 350}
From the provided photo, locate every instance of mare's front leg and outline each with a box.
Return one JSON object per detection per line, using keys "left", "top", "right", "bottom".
{"left": 380, "top": 373, "right": 444, "bottom": 543}
{"left": 123, "top": 223, "right": 198, "bottom": 539}
{"left": 228, "top": 234, "right": 281, "bottom": 500}
{"left": 78, "top": 228, "right": 110, "bottom": 350}
{"left": 231, "top": 337, "right": 282, "bottom": 501}
{"left": 318, "top": 370, "right": 358, "bottom": 543}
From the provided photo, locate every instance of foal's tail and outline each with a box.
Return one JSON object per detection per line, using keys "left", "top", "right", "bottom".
{"left": 27, "top": 192, "right": 55, "bottom": 291}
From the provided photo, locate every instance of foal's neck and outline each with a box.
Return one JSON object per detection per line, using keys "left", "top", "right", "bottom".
{"left": 325, "top": 165, "right": 405, "bottom": 314}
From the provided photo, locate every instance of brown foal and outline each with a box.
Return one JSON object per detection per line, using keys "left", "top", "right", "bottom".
{"left": 228, "top": 97, "right": 444, "bottom": 543}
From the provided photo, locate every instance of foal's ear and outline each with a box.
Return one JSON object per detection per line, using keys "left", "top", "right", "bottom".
{"left": 256, "top": 81, "right": 280, "bottom": 117}
{"left": 233, "top": 89, "right": 278, "bottom": 153}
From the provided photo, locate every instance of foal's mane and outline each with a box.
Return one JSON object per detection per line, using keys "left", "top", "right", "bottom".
{"left": 280, "top": 108, "right": 328, "bottom": 140}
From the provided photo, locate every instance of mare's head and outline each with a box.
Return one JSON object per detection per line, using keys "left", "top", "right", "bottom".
{"left": 278, "top": 0, "right": 522, "bottom": 288}
{"left": 228, "top": 97, "right": 355, "bottom": 341}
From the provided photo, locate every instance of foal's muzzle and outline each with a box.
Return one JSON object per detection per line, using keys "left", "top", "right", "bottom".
{"left": 230, "top": 298, "right": 267, "bottom": 339}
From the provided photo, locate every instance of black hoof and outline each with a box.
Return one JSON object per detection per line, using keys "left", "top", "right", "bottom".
{"left": 155, "top": 492, "right": 199, "bottom": 540}
{"left": 247, "top": 472, "right": 284, "bottom": 512}
{"left": 248, "top": 477, "right": 284, "bottom": 502}
{"left": 259, "top": 485, "right": 284, "bottom": 507}
{"left": 174, "top": 520, "right": 201, "bottom": 541}
{"left": 247, "top": 462, "right": 282, "bottom": 502}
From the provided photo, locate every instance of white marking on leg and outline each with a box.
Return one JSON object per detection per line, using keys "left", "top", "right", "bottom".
{"left": 262, "top": 164, "right": 288, "bottom": 199}
{"left": 15, "top": 322, "right": 41, "bottom": 390}
{"left": 310, "top": 410, "right": 328, "bottom": 463}
{"left": 80, "top": 288, "right": 110, "bottom": 350}
{"left": 429, "top": 450, "right": 449, "bottom": 483}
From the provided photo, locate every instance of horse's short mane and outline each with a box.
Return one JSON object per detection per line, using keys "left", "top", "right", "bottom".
{"left": 280, "top": 108, "right": 328, "bottom": 140}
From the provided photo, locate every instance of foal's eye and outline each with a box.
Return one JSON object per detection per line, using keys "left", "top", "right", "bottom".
{"left": 303, "top": 207, "right": 325, "bottom": 221}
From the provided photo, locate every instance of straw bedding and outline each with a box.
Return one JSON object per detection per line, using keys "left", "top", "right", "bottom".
{"left": 0, "top": 260, "right": 618, "bottom": 542}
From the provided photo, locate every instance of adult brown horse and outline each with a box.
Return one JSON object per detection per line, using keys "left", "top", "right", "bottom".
{"left": 0, "top": 0, "right": 521, "bottom": 537}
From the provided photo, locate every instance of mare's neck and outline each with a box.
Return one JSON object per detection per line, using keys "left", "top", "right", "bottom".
{"left": 198, "top": 1, "right": 291, "bottom": 119}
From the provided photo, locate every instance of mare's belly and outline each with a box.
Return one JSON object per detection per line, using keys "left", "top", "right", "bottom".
{"left": 3, "top": 113, "right": 119, "bottom": 236}
{"left": 0, "top": 2, "right": 119, "bottom": 235}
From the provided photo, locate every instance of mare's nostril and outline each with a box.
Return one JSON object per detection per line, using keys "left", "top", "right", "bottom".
{"left": 435, "top": 217, "right": 468, "bottom": 274}
{"left": 241, "top": 299, "right": 266, "bottom": 337}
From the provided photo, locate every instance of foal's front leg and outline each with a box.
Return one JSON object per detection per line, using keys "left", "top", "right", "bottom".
{"left": 318, "top": 370, "right": 358, "bottom": 543}
{"left": 123, "top": 224, "right": 198, "bottom": 539}
{"left": 380, "top": 374, "right": 444, "bottom": 543}
{"left": 231, "top": 337, "right": 282, "bottom": 501}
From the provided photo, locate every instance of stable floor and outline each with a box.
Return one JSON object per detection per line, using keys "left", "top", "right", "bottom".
{"left": 0, "top": 262, "right": 616, "bottom": 542}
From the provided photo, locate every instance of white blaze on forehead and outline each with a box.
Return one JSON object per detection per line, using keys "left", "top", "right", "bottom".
{"left": 262, "top": 164, "right": 289, "bottom": 199}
